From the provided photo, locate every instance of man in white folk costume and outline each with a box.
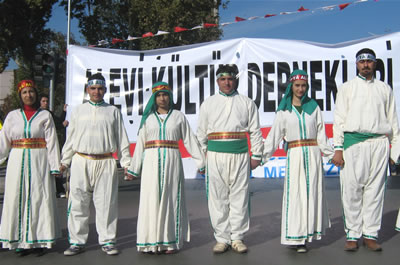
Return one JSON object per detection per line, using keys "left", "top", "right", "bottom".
{"left": 60, "top": 73, "right": 131, "bottom": 256}
{"left": 197, "top": 64, "right": 263, "bottom": 254}
{"left": 332, "top": 48, "right": 400, "bottom": 251}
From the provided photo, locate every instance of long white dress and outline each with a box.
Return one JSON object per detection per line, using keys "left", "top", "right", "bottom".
{"left": 0, "top": 109, "right": 61, "bottom": 249}
{"left": 129, "top": 110, "right": 205, "bottom": 252}
{"left": 263, "top": 106, "right": 333, "bottom": 245}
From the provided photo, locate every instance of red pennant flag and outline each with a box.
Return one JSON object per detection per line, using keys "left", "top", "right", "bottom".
{"left": 142, "top": 32, "right": 154, "bottom": 38}
{"left": 112, "top": 38, "right": 124, "bottom": 44}
{"left": 235, "top": 16, "right": 246, "bottom": 22}
{"left": 339, "top": 3, "right": 350, "bottom": 10}
{"left": 174, "top": 27, "right": 188, "bottom": 32}
{"left": 298, "top": 6, "right": 309, "bottom": 12}
{"left": 203, "top": 23, "right": 218, "bottom": 28}
{"left": 264, "top": 14, "right": 276, "bottom": 18}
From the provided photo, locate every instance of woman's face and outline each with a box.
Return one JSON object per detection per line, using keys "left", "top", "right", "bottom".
{"left": 292, "top": 80, "right": 307, "bottom": 99}
{"left": 155, "top": 91, "right": 170, "bottom": 110}
{"left": 20, "top": 86, "right": 37, "bottom": 106}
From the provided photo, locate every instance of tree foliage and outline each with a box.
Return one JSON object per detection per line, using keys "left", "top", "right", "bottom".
{"left": 0, "top": 0, "right": 58, "bottom": 73}
{"left": 61, "top": 0, "right": 229, "bottom": 49}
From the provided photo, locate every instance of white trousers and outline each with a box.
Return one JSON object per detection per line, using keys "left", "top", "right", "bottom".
{"left": 206, "top": 151, "right": 250, "bottom": 245}
{"left": 340, "top": 137, "right": 389, "bottom": 240}
{"left": 67, "top": 154, "right": 119, "bottom": 246}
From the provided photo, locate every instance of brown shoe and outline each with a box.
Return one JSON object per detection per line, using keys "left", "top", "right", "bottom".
{"left": 344, "top": 240, "right": 358, "bottom": 251}
{"left": 363, "top": 238, "right": 382, "bottom": 251}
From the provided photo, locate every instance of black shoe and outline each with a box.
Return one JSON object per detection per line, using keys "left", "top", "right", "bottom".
{"left": 32, "top": 248, "right": 46, "bottom": 257}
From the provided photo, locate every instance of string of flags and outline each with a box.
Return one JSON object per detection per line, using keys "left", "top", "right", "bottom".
{"left": 93, "top": 0, "right": 377, "bottom": 47}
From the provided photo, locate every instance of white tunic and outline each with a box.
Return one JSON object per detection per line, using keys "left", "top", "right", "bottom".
{"left": 129, "top": 110, "right": 205, "bottom": 252}
{"left": 61, "top": 101, "right": 131, "bottom": 246}
{"left": 263, "top": 107, "right": 333, "bottom": 245}
{"left": 333, "top": 76, "right": 400, "bottom": 240}
{"left": 333, "top": 75, "right": 400, "bottom": 159}
{"left": 197, "top": 92, "right": 263, "bottom": 244}
{"left": 0, "top": 109, "right": 61, "bottom": 249}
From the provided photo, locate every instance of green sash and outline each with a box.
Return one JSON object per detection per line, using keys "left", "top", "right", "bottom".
{"left": 208, "top": 138, "right": 248, "bottom": 153}
{"left": 343, "top": 132, "right": 383, "bottom": 150}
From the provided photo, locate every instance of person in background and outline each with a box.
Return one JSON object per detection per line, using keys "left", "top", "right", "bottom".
{"left": 39, "top": 94, "right": 68, "bottom": 198}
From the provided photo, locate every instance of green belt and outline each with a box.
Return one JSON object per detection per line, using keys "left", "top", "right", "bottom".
{"left": 343, "top": 132, "right": 383, "bottom": 150}
{"left": 208, "top": 138, "right": 248, "bottom": 154}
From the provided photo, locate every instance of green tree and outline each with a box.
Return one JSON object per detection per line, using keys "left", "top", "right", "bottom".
{"left": 0, "top": 0, "right": 58, "bottom": 73}
{"left": 61, "top": 0, "right": 229, "bottom": 49}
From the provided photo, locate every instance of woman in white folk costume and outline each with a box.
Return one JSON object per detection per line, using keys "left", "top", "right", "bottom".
{"left": 126, "top": 82, "right": 205, "bottom": 254}
{"left": 0, "top": 80, "right": 61, "bottom": 256}
{"left": 263, "top": 70, "right": 334, "bottom": 253}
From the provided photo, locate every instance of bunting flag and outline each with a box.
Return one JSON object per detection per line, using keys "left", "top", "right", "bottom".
{"left": 93, "top": 0, "right": 376, "bottom": 47}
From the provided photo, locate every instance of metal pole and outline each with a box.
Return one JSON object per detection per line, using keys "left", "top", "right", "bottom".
{"left": 67, "top": 0, "right": 71, "bottom": 47}
{"left": 49, "top": 77, "right": 54, "bottom": 111}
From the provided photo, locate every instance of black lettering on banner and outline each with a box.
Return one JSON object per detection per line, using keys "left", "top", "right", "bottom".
{"left": 152, "top": 66, "right": 166, "bottom": 84}
{"left": 310, "top": 61, "right": 323, "bottom": 110}
{"left": 209, "top": 64, "right": 215, "bottom": 96}
{"left": 247, "top": 63, "right": 261, "bottom": 108}
{"left": 138, "top": 68, "right": 144, "bottom": 115}
{"left": 84, "top": 69, "right": 102, "bottom": 102}
{"left": 171, "top": 54, "right": 180, "bottom": 62}
{"left": 375, "top": 59, "right": 385, "bottom": 82}
{"left": 342, "top": 60, "right": 348, "bottom": 84}
{"left": 263, "top": 62, "right": 276, "bottom": 112}
{"left": 325, "top": 60, "right": 339, "bottom": 111}
{"left": 109, "top": 68, "right": 122, "bottom": 110}
{"left": 195, "top": 65, "right": 208, "bottom": 105}
{"left": 122, "top": 68, "right": 134, "bottom": 116}
{"left": 292, "top": 61, "right": 307, "bottom": 72}
{"left": 277, "top": 62, "right": 290, "bottom": 105}
{"left": 387, "top": 58, "right": 393, "bottom": 88}
{"left": 184, "top": 65, "right": 196, "bottom": 114}
{"left": 175, "top": 66, "right": 183, "bottom": 110}
{"left": 212, "top": 50, "right": 221, "bottom": 60}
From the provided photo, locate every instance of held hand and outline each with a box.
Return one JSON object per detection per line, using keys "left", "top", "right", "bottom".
{"left": 332, "top": 150, "right": 345, "bottom": 168}
{"left": 62, "top": 120, "right": 69, "bottom": 127}
{"left": 124, "top": 168, "right": 135, "bottom": 181}
{"left": 250, "top": 159, "right": 261, "bottom": 170}
{"left": 198, "top": 169, "right": 205, "bottom": 175}
{"left": 59, "top": 165, "right": 67, "bottom": 174}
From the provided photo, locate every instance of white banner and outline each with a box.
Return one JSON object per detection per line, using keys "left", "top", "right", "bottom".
{"left": 66, "top": 32, "right": 400, "bottom": 178}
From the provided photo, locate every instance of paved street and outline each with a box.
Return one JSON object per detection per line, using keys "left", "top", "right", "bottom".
{"left": 0, "top": 169, "right": 399, "bottom": 265}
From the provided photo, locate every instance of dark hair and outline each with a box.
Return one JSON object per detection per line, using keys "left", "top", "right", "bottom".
{"left": 356, "top": 48, "right": 376, "bottom": 58}
{"left": 216, "top": 64, "right": 239, "bottom": 78}
{"left": 40, "top": 94, "right": 49, "bottom": 100}
{"left": 88, "top": 73, "right": 106, "bottom": 82}
{"left": 18, "top": 86, "right": 40, "bottom": 109}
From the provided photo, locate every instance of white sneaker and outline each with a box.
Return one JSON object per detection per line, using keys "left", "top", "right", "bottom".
{"left": 102, "top": 245, "right": 119, "bottom": 255}
{"left": 213, "top": 242, "right": 229, "bottom": 253}
{"left": 64, "top": 246, "right": 84, "bottom": 256}
{"left": 231, "top": 240, "right": 248, "bottom": 253}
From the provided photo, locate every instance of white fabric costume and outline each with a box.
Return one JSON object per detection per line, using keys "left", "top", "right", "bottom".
{"left": 129, "top": 110, "right": 205, "bottom": 252}
{"left": 333, "top": 75, "right": 400, "bottom": 240}
{"left": 263, "top": 107, "right": 333, "bottom": 245}
{"left": 197, "top": 91, "right": 263, "bottom": 245}
{"left": 0, "top": 109, "right": 61, "bottom": 249}
{"left": 61, "top": 101, "right": 130, "bottom": 246}
{"left": 396, "top": 209, "right": 400, "bottom": 232}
